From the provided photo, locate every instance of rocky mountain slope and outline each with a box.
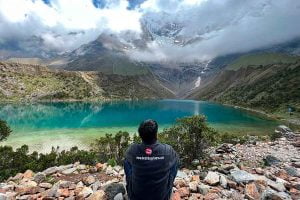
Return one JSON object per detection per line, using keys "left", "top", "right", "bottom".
{"left": 0, "top": 127, "right": 299, "bottom": 200}
{"left": 0, "top": 62, "right": 174, "bottom": 102}
{"left": 187, "top": 53, "right": 300, "bottom": 113}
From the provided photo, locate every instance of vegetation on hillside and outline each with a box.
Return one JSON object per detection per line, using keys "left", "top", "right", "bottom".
{"left": 0, "top": 62, "right": 173, "bottom": 102}
{"left": 190, "top": 53, "right": 300, "bottom": 115}
{"left": 227, "top": 53, "right": 300, "bottom": 71}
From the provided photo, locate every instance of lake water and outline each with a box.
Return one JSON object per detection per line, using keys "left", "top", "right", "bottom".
{"left": 0, "top": 100, "right": 278, "bottom": 152}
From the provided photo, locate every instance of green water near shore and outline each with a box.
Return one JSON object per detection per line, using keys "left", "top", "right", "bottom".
{"left": 0, "top": 100, "right": 278, "bottom": 152}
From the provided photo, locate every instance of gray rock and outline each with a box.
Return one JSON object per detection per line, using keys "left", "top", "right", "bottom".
{"left": 113, "top": 193, "right": 123, "bottom": 200}
{"left": 267, "top": 179, "right": 286, "bottom": 192}
{"left": 0, "top": 193, "right": 7, "bottom": 200}
{"left": 91, "top": 181, "right": 101, "bottom": 192}
{"left": 220, "top": 175, "right": 228, "bottom": 188}
{"left": 33, "top": 172, "right": 46, "bottom": 183}
{"left": 43, "top": 166, "right": 58, "bottom": 175}
{"left": 57, "top": 164, "right": 73, "bottom": 172}
{"left": 45, "top": 183, "right": 59, "bottom": 197}
{"left": 284, "top": 166, "right": 300, "bottom": 177}
{"left": 264, "top": 155, "right": 281, "bottom": 166}
{"left": 104, "top": 183, "right": 126, "bottom": 200}
{"left": 197, "top": 184, "right": 210, "bottom": 195}
{"left": 261, "top": 189, "right": 292, "bottom": 200}
{"left": 59, "top": 181, "right": 73, "bottom": 188}
{"left": 230, "top": 169, "right": 257, "bottom": 184}
{"left": 61, "top": 167, "right": 77, "bottom": 175}
{"left": 176, "top": 171, "right": 188, "bottom": 179}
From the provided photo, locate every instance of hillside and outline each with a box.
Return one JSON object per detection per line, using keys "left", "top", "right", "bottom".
{"left": 0, "top": 62, "right": 174, "bottom": 102}
{"left": 64, "top": 34, "right": 150, "bottom": 76}
{"left": 188, "top": 53, "right": 300, "bottom": 114}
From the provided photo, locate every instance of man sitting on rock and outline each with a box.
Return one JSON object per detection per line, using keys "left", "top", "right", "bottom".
{"left": 124, "top": 119, "right": 179, "bottom": 200}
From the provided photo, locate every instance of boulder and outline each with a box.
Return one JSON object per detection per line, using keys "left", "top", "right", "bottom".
{"left": 204, "top": 172, "right": 220, "bottom": 185}
{"left": 103, "top": 183, "right": 125, "bottom": 200}
{"left": 230, "top": 169, "right": 257, "bottom": 184}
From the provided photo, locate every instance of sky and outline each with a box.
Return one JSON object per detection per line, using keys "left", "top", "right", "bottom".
{"left": 0, "top": 0, "right": 300, "bottom": 62}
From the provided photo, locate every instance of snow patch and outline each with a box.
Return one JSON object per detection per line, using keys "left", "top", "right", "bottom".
{"left": 193, "top": 76, "right": 201, "bottom": 89}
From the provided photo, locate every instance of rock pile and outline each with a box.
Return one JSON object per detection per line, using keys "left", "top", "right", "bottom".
{"left": 0, "top": 126, "right": 299, "bottom": 200}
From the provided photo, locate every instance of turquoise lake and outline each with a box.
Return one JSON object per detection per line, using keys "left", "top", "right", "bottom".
{"left": 0, "top": 100, "right": 278, "bottom": 152}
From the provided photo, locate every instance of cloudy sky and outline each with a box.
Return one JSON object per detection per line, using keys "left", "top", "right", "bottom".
{"left": 0, "top": 0, "right": 300, "bottom": 61}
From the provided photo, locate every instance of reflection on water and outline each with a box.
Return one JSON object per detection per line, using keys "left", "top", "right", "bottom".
{"left": 0, "top": 100, "right": 278, "bottom": 152}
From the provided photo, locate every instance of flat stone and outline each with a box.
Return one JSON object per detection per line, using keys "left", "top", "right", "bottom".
{"left": 43, "top": 167, "right": 58, "bottom": 175}
{"left": 61, "top": 168, "right": 77, "bottom": 175}
{"left": 176, "top": 171, "right": 188, "bottom": 179}
{"left": 39, "top": 183, "right": 53, "bottom": 189}
{"left": 230, "top": 169, "right": 257, "bottom": 184}
{"left": 204, "top": 172, "right": 220, "bottom": 185}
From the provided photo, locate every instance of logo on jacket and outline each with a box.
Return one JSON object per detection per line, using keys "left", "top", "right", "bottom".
{"left": 145, "top": 148, "right": 152, "bottom": 155}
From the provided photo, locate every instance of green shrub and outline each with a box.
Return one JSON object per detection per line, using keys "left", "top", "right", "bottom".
{"left": 0, "top": 145, "right": 99, "bottom": 181}
{"left": 159, "top": 115, "right": 219, "bottom": 166}
{"left": 0, "top": 119, "right": 12, "bottom": 142}
{"left": 93, "top": 131, "right": 130, "bottom": 164}
{"left": 269, "top": 131, "right": 282, "bottom": 141}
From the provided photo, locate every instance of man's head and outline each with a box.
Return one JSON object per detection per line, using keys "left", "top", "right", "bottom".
{"left": 138, "top": 119, "right": 158, "bottom": 144}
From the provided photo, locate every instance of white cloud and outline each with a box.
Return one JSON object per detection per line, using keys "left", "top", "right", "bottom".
{"left": 0, "top": 0, "right": 142, "bottom": 54}
{"left": 0, "top": 0, "right": 300, "bottom": 61}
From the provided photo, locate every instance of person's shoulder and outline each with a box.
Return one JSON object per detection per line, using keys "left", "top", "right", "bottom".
{"left": 126, "top": 143, "right": 140, "bottom": 153}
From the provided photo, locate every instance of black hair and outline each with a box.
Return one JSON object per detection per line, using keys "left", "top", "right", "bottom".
{"left": 138, "top": 119, "right": 158, "bottom": 144}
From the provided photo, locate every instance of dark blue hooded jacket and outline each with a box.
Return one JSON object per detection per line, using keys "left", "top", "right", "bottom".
{"left": 124, "top": 142, "right": 178, "bottom": 200}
